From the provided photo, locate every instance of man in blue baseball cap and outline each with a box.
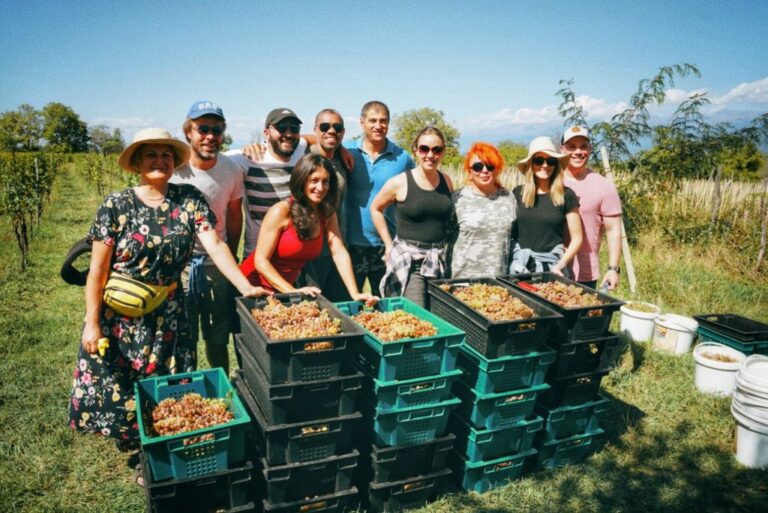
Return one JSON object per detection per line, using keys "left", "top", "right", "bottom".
{"left": 170, "top": 100, "right": 245, "bottom": 373}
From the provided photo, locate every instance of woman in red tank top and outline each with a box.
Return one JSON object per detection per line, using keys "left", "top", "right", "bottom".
{"left": 240, "top": 154, "right": 377, "bottom": 303}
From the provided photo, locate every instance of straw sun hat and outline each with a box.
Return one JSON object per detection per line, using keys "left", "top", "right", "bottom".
{"left": 516, "top": 136, "right": 570, "bottom": 173}
{"left": 118, "top": 127, "right": 191, "bottom": 172}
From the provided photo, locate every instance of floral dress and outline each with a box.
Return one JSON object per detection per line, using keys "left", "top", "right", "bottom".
{"left": 68, "top": 184, "right": 215, "bottom": 442}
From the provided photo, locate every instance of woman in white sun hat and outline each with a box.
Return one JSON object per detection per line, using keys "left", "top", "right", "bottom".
{"left": 509, "top": 136, "right": 583, "bottom": 277}
{"left": 67, "top": 128, "right": 267, "bottom": 462}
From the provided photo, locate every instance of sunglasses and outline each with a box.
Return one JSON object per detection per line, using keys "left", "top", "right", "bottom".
{"left": 470, "top": 162, "right": 495, "bottom": 174}
{"left": 318, "top": 122, "right": 344, "bottom": 133}
{"left": 532, "top": 156, "right": 558, "bottom": 167}
{"left": 417, "top": 145, "right": 444, "bottom": 156}
{"left": 194, "top": 125, "right": 224, "bottom": 136}
{"left": 273, "top": 123, "right": 301, "bottom": 134}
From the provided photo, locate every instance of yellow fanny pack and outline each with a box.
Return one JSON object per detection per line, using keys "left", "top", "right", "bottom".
{"left": 103, "top": 272, "right": 177, "bottom": 317}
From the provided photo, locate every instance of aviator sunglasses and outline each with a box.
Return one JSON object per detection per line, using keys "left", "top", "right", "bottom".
{"left": 470, "top": 162, "right": 495, "bottom": 173}
{"left": 532, "top": 156, "right": 558, "bottom": 167}
{"left": 194, "top": 125, "right": 224, "bottom": 136}
{"left": 318, "top": 122, "right": 344, "bottom": 132}
{"left": 417, "top": 145, "right": 444, "bottom": 156}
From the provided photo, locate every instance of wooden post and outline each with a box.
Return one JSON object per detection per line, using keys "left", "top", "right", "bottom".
{"left": 600, "top": 146, "right": 637, "bottom": 293}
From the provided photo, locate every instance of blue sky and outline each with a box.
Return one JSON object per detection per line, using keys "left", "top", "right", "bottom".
{"left": 1, "top": 0, "right": 766, "bottom": 150}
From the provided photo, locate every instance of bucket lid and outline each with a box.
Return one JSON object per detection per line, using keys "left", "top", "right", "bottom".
{"left": 732, "top": 401, "right": 768, "bottom": 435}
{"left": 733, "top": 389, "right": 768, "bottom": 413}
{"left": 738, "top": 355, "right": 768, "bottom": 389}
{"left": 657, "top": 313, "right": 699, "bottom": 333}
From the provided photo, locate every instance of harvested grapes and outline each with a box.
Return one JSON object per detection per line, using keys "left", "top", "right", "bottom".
{"left": 354, "top": 309, "right": 437, "bottom": 341}
{"left": 151, "top": 392, "right": 233, "bottom": 438}
{"left": 451, "top": 283, "right": 534, "bottom": 321}
{"left": 251, "top": 296, "right": 342, "bottom": 340}
{"left": 532, "top": 282, "right": 602, "bottom": 307}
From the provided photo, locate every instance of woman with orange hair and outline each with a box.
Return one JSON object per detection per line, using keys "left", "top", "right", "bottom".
{"left": 448, "top": 142, "right": 517, "bottom": 278}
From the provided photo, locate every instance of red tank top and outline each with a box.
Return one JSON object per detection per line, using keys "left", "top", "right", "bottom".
{"left": 240, "top": 216, "right": 324, "bottom": 290}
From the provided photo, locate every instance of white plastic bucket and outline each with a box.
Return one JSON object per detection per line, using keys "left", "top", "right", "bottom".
{"left": 731, "top": 402, "right": 768, "bottom": 469}
{"left": 737, "top": 355, "right": 768, "bottom": 389}
{"left": 619, "top": 302, "right": 660, "bottom": 341}
{"left": 692, "top": 343, "right": 746, "bottom": 396}
{"left": 652, "top": 314, "right": 699, "bottom": 355}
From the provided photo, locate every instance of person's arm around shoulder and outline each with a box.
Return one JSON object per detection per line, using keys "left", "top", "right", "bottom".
{"left": 601, "top": 215, "right": 622, "bottom": 289}
{"left": 326, "top": 214, "right": 377, "bottom": 305}
{"left": 81, "top": 240, "right": 112, "bottom": 354}
{"left": 552, "top": 209, "right": 583, "bottom": 276}
{"left": 370, "top": 173, "right": 406, "bottom": 262}
{"left": 198, "top": 229, "right": 269, "bottom": 298}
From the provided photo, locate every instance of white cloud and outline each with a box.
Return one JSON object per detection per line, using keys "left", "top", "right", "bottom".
{"left": 712, "top": 77, "right": 768, "bottom": 105}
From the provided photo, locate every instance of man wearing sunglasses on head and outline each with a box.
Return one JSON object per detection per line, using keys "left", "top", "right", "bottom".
{"left": 170, "top": 100, "right": 245, "bottom": 373}
{"left": 227, "top": 108, "right": 308, "bottom": 259}
{"left": 344, "top": 101, "right": 414, "bottom": 297}
{"left": 295, "top": 108, "right": 352, "bottom": 302}
{"left": 560, "top": 126, "right": 623, "bottom": 290}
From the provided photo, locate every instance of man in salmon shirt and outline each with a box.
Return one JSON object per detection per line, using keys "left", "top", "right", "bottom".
{"left": 560, "top": 126, "right": 623, "bottom": 290}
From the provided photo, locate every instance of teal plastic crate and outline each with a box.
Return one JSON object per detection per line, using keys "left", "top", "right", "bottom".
{"left": 535, "top": 428, "right": 606, "bottom": 469}
{"left": 456, "top": 343, "right": 556, "bottom": 394}
{"left": 536, "top": 395, "right": 609, "bottom": 440}
{"left": 367, "top": 468, "right": 452, "bottom": 513}
{"left": 453, "top": 380, "right": 549, "bottom": 429}
{"left": 135, "top": 368, "right": 251, "bottom": 481}
{"left": 450, "top": 448, "right": 536, "bottom": 493}
{"left": 362, "top": 397, "right": 461, "bottom": 447}
{"left": 335, "top": 297, "right": 465, "bottom": 381}
{"left": 696, "top": 326, "right": 768, "bottom": 355}
{"left": 449, "top": 413, "right": 543, "bottom": 463}
{"left": 362, "top": 368, "right": 463, "bottom": 411}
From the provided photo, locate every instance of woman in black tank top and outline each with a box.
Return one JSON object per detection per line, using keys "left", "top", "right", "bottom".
{"left": 370, "top": 126, "right": 455, "bottom": 307}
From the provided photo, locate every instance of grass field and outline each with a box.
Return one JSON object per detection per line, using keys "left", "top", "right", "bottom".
{"left": 0, "top": 163, "right": 766, "bottom": 513}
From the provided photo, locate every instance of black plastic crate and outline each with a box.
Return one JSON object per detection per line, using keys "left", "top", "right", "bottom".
{"left": 364, "top": 433, "right": 455, "bottom": 483}
{"left": 498, "top": 273, "right": 623, "bottom": 341}
{"left": 233, "top": 373, "right": 360, "bottom": 466}
{"left": 427, "top": 277, "right": 562, "bottom": 358}
{"left": 693, "top": 313, "right": 768, "bottom": 343}
{"left": 539, "top": 370, "right": 609, "bottom": 408}
{"left": 262, "top": 487, "right": 359, "bottom": 513}
{"left": 259, "top": 450, "right": 358, "bottom": 505}
{"left": 141, "top": 451, "right": 255, "bottom": 513}
{"left": 236, "top": 293, "right": 365, "bottom": 384}
{"left": 535, "top": 428, "right": 606, "bottom": 469}
{"left": 241, "top": 343, "right": 363, "bottom": 425}
{"left": 367, "top": 467, "right": 452, "bottom": 513}
{"left": 536, "top": 395, "right": 609, "bottom": 440}
{"left": 548, "top": 334, "right": 624, "bottom": 378}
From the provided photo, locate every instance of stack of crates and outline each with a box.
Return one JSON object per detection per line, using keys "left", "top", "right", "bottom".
{"left": 693, "top": 314, "right": 768, "bottom": 356}
{"left": 135, "top": 368, "right": 257, "bottom": 512}
{"left": 427, "top": 278, "right": 562, "bottom": 492}
{"left": 335, "top": 297, "right": 464, "bottom": 512}
{"left": 233, "top": 294, "right": 366, "bottom": 513}
{"left": 499, "top": 273, "right": 623, "bottom": 470}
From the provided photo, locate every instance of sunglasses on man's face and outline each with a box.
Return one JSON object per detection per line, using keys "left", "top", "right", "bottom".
{"left": 318, "top": 122, "right": 344, "bottom": 133}
{"left": 194, "top": 125, "right": 224, "bottom": 136}
{"left": 470, "top": 162, "right": 495, "bottom": 174}
{"left": 417, "top": 145, "right": 444, "bottom": 156}
{"left": 532, "top": 156, "right": 558, "bottom": 167}
{"left": 273, "top": 123, "right": 301, "bottom": 134}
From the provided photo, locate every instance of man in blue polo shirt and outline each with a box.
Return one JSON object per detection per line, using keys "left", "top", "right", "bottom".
{"left": 344, "top": 101, "right": 414, "bottom": 296}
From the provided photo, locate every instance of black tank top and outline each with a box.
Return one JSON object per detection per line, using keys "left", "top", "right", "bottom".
{"left": 395, "top": 169, "right": 453, "bottom": 243}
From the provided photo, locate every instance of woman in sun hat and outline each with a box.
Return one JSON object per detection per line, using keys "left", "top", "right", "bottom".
{"left": 509, "top": 136, "right": 583, "bottom": 276}
{"left": 68, "top": 128, "right": 267, "bottom": 460}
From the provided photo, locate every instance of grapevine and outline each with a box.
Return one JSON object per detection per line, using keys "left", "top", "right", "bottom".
{"left": 353, "top": 310, "right": 437, "bottom": 341}
{"left": 250, "top": 296, "right": 342, "bottom": 340}
{"left": 449, "top": 283, "right": 535, "bottom": 321}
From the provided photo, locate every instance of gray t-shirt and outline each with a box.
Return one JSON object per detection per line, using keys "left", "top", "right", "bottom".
{"left": 449, "top": 186, "right": 517, "bottom": 278}
{"left": 169, "top": 154, "right": 244, "bottom": 257}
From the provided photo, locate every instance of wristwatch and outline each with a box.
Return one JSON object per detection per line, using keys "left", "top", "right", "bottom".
{"left": 607, "top": 266, "right": 620, "bottom": 273}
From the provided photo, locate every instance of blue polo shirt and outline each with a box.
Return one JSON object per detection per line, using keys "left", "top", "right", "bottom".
{"left": 344, "top": 138, "right": 415, "bottom": 247}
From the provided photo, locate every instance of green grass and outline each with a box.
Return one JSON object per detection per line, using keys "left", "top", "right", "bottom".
{"left": 0, "top": 165, "right": 766, "bottom": 513}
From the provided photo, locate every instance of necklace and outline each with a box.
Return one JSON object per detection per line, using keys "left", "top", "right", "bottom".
{"left": 135, "top": 187, "right": 166, "bottom": 202}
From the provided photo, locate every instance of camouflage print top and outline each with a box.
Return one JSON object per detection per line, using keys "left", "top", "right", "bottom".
{"left": 449, "top": 186, "right": 517, "bottom": 279}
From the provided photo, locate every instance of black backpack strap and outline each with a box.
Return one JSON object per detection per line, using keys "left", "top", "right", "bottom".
{"left": 60, "top": 237, "right": 92, "bottom": 286}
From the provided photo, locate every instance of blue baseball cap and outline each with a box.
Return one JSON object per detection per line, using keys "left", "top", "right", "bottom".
{"left": 187, "top": 100, "right": 225, "bottom": 120}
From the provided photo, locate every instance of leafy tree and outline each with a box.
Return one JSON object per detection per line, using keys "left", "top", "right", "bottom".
{"left": 0, "top": 104, "right": 43, "bottom": 151}
{"left": 392, "top": 107, "right": 461, "bottom": 166}
{"left": 42, "top": 102, "right": 89, "bottom": 152}
{"left": 88, "top": 125, "right": 124, "bottom": 155}
{"left": 496, "top": 140, "right": 527, "bottom": 170}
